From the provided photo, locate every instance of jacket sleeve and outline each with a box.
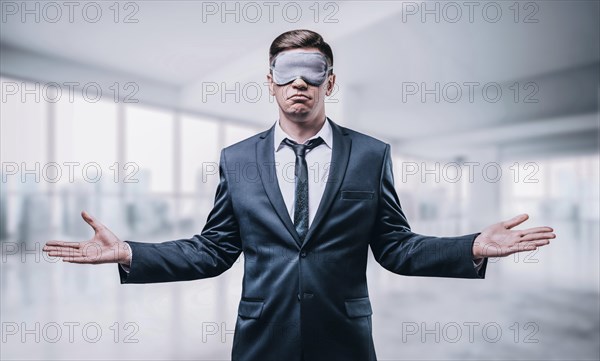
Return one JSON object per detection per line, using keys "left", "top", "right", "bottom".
{"left": 369, "top": 144, "right": 487, "bottom": 279}
{"left": 118, "top": 150, "right": 242, "bottom": 284}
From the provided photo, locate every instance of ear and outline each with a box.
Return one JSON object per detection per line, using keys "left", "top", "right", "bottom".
{"left": 325, "top": 73, "right": 336, "bottom": 96}
{"left": 266, "top": 73, "right": 275, "bottom": 96}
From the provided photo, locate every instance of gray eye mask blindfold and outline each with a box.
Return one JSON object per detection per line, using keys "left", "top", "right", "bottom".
{"left": 270, "top": 51, "right": 332, "bottom": 86}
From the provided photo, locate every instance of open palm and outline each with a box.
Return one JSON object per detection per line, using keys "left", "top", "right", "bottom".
{"left": 472, "top": 214, "right": 555, "bottom": 258}
{"left": 43, "top": 211, "right": 131, "bottom": 265}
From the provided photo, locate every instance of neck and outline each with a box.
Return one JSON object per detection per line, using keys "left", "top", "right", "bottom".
{"left": 278, "top": 110, "right": 326, "bottom": 144}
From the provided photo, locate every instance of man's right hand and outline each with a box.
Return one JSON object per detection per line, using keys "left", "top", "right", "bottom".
{"left": 43, "top": 210, "right": 131, "bottom": 265}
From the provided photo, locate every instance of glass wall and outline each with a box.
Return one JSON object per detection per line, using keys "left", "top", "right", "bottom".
{"left": 0, "top": 76, "right": 261, "bottom": 360}
{"left": 1, "top": 75, "right": 598, "bottom": 360}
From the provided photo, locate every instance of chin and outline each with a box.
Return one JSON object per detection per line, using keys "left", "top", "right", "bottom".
{"left": 289, "top": 105, "right": 311, "bottom": 111}
{"left": 286, "top": 105, "right": 311, "bottom": 115}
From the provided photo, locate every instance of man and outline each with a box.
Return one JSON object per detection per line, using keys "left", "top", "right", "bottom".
{"left": 43, "top": 29, "right": 555, "bottom": 361}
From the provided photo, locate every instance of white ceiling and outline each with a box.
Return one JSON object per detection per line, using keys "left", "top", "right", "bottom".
{"left": 1, "top": 0, "right": 598, "bottom": 158}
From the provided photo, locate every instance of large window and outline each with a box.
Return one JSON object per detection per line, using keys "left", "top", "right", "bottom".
{"left": 0, "top": 76, "right": 262, "bottom": 242}
{"left": 55, "top": 92, "right": 118, "bottom": 183}
{"left": 126, "top": 104, "right": 175, "bottom": 194}
{"left": 392, "top": 154, "right": 467, "bottom": 235}
{"left": 501, "top": 154, "right": 599, "bottom": 287}
{"left": 225, "top": 122, "right": 259, "bottom": 146}
{"left": 1, "top": 77, "right": 48, "bottom": 193}
{"left": 181, "top": 115, "right": 220, "bottom": 195}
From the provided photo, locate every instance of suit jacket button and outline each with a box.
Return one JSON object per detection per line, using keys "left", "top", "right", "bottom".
{"left": 297, "top": 293, "right": 301, "bottom": 301}
{"left": 300, "top": 251, "right": 307, "bottom": 258}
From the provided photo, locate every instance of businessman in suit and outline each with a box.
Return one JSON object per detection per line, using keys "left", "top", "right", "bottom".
{"left": 43, "top": 29, "right": 555, "bottom": 360}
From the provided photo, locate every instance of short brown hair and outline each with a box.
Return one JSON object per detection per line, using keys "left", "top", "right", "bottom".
{"left": 269, "top": 29, "right": 334, "bottom": 72}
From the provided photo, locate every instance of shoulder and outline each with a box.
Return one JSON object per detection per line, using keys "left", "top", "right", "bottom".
{"left": 337, "top": 124, "right": 390, "bottom": 154}
{"left": 220, "top": 127, "right": 269, "bottom": 162}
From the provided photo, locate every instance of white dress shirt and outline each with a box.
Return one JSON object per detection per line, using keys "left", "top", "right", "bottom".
{"left": 273, "top": 118, "right": 332, "bottom": 228}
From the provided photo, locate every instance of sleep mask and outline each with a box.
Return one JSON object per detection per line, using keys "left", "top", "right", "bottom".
{"left": 270, "top": 51, "right": 333, "bottom": 86}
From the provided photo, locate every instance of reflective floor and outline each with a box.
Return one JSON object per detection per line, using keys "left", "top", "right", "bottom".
{"left": 2, "top": 225, "right": 599, "bottom": 360}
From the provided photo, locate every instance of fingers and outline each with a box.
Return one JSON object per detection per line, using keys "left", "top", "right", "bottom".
{"left": 519, "top": 232, "right": 556, "bottom": 242}
{"left": 43, "top": 242, "right": 103, "bottom": 258}
{"left": 509, "top": 238, "right": 551, "bottom": 253}
{"left": 47, "top": 250, "right": 83, "bottom": 258}
{"left": 81, "top": 210, "right": 105, "bottom": 232}
{"left": 45, "top": 248, "right": 103, "bottom": 263}
{"left": 519, "top": 226, "right": 553, "bottom": 235}
{"left": 42, "top": 244, "right": 87, "bottom": 260}
{"left": 62, "top": 257, "right": 94, "bottom": 264}
{"left": 43, "top": 241, "right": 81, "bottom": 251}
{"left": 519, "top": 239, "right": 551, "bottom": 251}
{"left": 502, "top": 213, "right": 529, "bottom": 229}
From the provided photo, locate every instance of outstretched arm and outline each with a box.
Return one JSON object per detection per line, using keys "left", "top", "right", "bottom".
{"left": 43, "top": 150, "right": 243, "bottom": 284}
{"left": 369, "top": 144, "right": 554, "bottom": 279}
{"left": 43, "top": 210, "right": 132, "bottom": 265}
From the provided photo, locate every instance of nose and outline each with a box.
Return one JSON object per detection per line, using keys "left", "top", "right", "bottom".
{"left": 291, "top": 77, "right": 308, "bottom": 89}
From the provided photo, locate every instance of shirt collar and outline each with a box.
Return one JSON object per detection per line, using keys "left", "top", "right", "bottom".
{"left": 274, "top": 117, "right": 333, "bottom": 152}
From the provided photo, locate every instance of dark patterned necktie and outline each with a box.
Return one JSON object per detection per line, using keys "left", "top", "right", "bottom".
{"left": 282, "top": 137, "right": 324, "bottom": 243}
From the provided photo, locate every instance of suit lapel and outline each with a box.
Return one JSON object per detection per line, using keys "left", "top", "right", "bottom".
{"left": 256, "top": 124, "right": 302, "bottom": 247}
{"left": 302, "top": 119, "right": 352, "bottom": 249}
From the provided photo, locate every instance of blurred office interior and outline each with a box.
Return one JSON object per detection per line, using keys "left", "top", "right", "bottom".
{"left": 1, "top": 1, "right": 598, "bottom": 360}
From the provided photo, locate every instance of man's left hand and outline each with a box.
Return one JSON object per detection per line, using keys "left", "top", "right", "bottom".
{"left": 472, "top": 214, "right": 555, "bottom": 259}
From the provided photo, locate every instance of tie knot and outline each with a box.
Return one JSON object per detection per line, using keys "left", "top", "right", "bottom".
{"left": 282, "top": 137, "right": 324, "bottom": 157}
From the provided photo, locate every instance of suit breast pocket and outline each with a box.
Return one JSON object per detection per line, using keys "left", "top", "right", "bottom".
{"left": 237, "top": 299, "right": 264, "bottom": 319}
{"left": 344, "top": 297, "right": 373, "bottom": 318}
{"left": 341, "top": 190, "right": 374, "bottom": 201}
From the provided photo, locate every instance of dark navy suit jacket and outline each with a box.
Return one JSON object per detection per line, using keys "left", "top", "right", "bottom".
{"left": 119, "top": 118, "right": 488, "bottom": 361}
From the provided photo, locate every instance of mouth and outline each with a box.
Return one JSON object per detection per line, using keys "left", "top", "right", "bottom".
{"left": 288, "top": 94, "right": 310, "bottom": 100}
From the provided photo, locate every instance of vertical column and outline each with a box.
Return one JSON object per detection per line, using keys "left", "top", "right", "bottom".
{"left": 216, "top": 119, "right": 228, "bottom": 322}
{"left": 465, "top": 147, "right": 502, "bottom": 232}
{"left": 116, "top": 104, "right": 126, "bottom": 200}
{"left": 173, "top": 111, "right": 182, "bottom": 231}
{"left": 171, "top": 110, "right": 183, "bottom": 359}
{"left": 114, "top": 102, "right": 129, "bottom": 359}
{"left": 116, "top": 103, "right": 127, "bottom": 233}
{"left": 47, "top": 101, "right": 57, "bottom": 233}
{"left": 45, "top": 97, "right": 58, "bottom": 336}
